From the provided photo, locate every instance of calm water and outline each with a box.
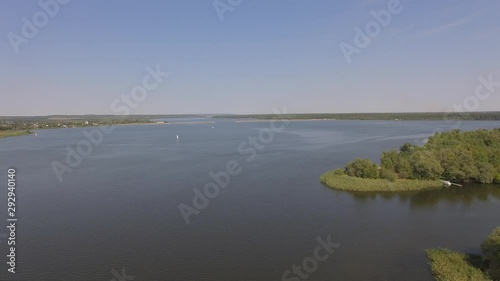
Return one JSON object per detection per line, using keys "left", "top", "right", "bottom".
{"left": 0, "top": 120, "right": 499, "bottom": 281}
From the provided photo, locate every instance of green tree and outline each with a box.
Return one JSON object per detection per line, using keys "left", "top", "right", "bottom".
{"left": 379, "top": 168, "right": 397, "bottom": 182}
{"left": 396, "top": 156, "right": 413, "bottom": 179}
{"left": 381, "top": 150, "right": 399, "bottom": 171}
{"left": 476, "top": 162, "right": 496, "bottom": 184}
{"left": 345, "top": 158, "right": 379, "bottom": 179}
{"left": 481, "top": 227, "right": 500, "bottom": 280}
{"left": 400, "top": 142, "right": 417, "bottom": 155}
{"left": 332, "top": 168, "right": 345, "bottom": 175}
{"left": 410, "top": 151, "right": 444, "bottom": 180}
{"left": 495, "top": 174, "right": 500, "bottom": 184}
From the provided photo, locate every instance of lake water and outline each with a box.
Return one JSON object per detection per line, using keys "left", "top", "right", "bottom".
{"left": 0, "top": 120, "right": 499, "bottom": 281}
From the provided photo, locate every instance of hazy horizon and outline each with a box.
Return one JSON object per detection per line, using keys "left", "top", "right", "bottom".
{"left": 1, "top": 109, "right": 500, "bottom": 118}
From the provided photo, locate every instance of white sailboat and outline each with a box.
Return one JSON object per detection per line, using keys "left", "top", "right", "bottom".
{"left": 176, "top": 134, "right": 179, "bottom": 141}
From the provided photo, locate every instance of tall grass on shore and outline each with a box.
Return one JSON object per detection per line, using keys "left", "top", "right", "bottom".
{"left": 0, "top": 130, "right": 32, "bottom": 139}
{"left": 320, "top": 171, "right": 442, "bottom": 192}
{"left": 426, "top": 249, "right": 491, "bottom": 281}
{"left": 426, "top": 227, "right": 500, "bottom": 281}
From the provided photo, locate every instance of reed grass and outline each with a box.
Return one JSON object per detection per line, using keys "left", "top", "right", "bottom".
{"left": 320, "top": 171, "right": 442, "bottom": 192}
{"left": 426, "top": 249, "right": 490, "bottom": 281}
{"left": 0, "top": 130, "right": 31, "bottom": 139}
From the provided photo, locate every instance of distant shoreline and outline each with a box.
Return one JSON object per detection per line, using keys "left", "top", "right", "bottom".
{"left": 0, "top": 121, "right": 220, "bottom": 139}
{"left": 234, "top": 118, "right": 500, "bottom": 123}
{"left": 164, "top": 121, "right": 215, "bottom": 125}
{"left": 235, "top": 119, "right": 328, "bottom": 123}
{"left": 215, "top": 111, "right": 500, "bottom": 121}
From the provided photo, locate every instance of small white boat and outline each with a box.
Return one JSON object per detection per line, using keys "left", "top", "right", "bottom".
{"left": 176, "top": 134, "right": 179, "bottom": 141}
{"left": 34, "top": 132, "right": 38, "bottom": 137}
{"left": 441, "top": 180, "right": 462, "bottom": 187}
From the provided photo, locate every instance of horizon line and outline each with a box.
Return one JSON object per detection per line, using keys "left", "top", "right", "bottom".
{"left": 2, "top": 110, "right": 500, "bottom": 118}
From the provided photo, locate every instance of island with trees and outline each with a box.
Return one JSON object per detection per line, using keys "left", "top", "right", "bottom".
{"left": 320, "top": 128, "right": 500, "bottom": 192}
{"left": 426, "top": 227, "right": 500, "bottom": 281}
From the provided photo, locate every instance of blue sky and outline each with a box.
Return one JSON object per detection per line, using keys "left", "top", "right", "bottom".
{"left": 1, "top": 0, "right": 499, "bottom": 115}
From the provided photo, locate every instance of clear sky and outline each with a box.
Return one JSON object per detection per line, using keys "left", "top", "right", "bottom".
{"left": 1, "top": 0, "right": 499, "bottom": 116}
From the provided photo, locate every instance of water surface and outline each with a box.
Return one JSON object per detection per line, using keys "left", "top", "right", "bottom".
{"left": 0, "top": 120, "right": 499, "bottom": 281}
